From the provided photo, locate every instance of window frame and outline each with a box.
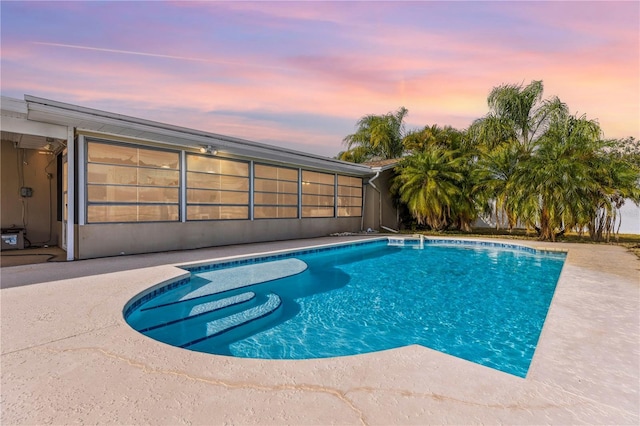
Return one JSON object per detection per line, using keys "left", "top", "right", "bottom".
{"left": 337, "top": 175, "right": 363, "bottom": 217}
{"left": 253, "top": 163, "right": 300, "bottom": 219}
{"left": 185, "top": 153, "right": 250, "bottom": 221}
{"left": 301, "top": 170, "right": 336, "bottom": 218}
{"left": 85, "top": 139, "right": 181, "bottom": 224}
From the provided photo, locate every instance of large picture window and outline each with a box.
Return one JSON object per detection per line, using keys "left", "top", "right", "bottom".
{"left": 301, "top": 170, "right": 335, "bottom": 218}
{"left": 86, "top": 141, "right": 180, "bottom": 223}
{"left": 254, "top": 164, "right": 299, "bottom": 219}
{"left": 186, "top": 154, "right": 249, "bottom": 220}
{"left": 337, "top": 175, "right": 363, "bottom": 217}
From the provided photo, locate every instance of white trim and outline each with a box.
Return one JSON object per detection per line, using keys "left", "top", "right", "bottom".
{"left": 249, "top": 161, "right": 254, "bottom": 221}
{"left": 77, "top": 135, "right": 86, "bottom": 225}
{"left": 0, "top": 115, "right": 68, "bottom": 140}
{"left": 333, "top": 174, "right": 338, "bottom": 218}
{"left": 1, "top": 96, "right": 28, "bottom": 115}
{"left": 66, "top": 127, "right": 75, "bottom": 261}
{"left": 180, "top": 151, "right": 187, "bottom": 223}
{"left": 297, "top": 168, "right": 302, "bottom": 219}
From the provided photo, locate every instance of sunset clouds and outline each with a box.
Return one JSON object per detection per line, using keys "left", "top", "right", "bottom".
{"left": 1, "top": 1, "right": 638, "bottom": 156}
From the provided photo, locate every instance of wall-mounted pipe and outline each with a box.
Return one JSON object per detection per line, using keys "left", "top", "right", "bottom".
{"left": 367, "top": 171, "right": 383, "bottom": 231}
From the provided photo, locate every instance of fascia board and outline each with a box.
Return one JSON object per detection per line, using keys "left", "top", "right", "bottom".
{"left": 1, "top": 96, "right": 29, "bottom": 117}
{"left": 1, "top": 115, "right": 68, "bottom": 140}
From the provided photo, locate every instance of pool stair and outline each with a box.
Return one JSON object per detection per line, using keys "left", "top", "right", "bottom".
{"left": 131, "top": 258, "right": 309, "bottom": 350}
{"left": 179, "top": 293, "right": 282, "bottom": 349}
{"left": 387, "top": 234, "right": 425, "bottom": 249}
{"left": 135, "top": 291, "right": 257, "bottom": 332}
{"left": 140, "top": 258, "right": 307, "bottom": 310}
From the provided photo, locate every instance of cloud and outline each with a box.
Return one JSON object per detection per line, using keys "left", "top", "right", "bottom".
{"left": 1, "top": 0, "right": 637, "bottom": 155}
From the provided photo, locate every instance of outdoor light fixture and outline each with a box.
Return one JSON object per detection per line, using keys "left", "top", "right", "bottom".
{"left": 199, "top": 145, "right": 218, "bottom": 155}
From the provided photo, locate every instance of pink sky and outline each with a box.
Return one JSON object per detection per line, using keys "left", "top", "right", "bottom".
{"left": 2, "top": 1, "right": 638, "bottom": 157}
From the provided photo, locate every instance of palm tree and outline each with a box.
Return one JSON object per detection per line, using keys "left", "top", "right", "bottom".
{"left": 403, "top": 124, "right": 466, "bottom": 153}
{"left": 509, "top": 114, "right": 606, "bottom": 241}
{"left": 340, "top": 107, "right": 408, "bottom": 162}
{"left": 469, "top": 80, "right": 569, "bottom": 234}
{"left": 473, "top": 143, "right": 525, "bottom": 230}
{"left": 392, "top": 148, "right": 464, "bottom": 230}
{"left": 586, "top": 141, "right": 640, "bottom": 241}
{"left": 479, "top": 80, "right": 568, "bottom": 151}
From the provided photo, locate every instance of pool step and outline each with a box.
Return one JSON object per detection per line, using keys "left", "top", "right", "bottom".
{"left": 135, "top": 292, "right": 256, "bottom": 332}
{"left": 141, "top": 258, "right": 306, "bottom": 310}
{"left": 180, "top": 293, "right": 282, "bottom": 348}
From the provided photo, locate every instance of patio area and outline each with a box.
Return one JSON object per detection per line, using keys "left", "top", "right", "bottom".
{"left": 1, "top": 236, "right": 638, "bottom": 425}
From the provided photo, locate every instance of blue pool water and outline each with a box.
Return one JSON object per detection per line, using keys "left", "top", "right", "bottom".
{"left": 125, "top": 239, "right": 566, "bottom": 377}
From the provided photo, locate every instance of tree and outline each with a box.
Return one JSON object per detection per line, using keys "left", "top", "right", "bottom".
{"left": 403, "top": 124, "right": 466, "bottom": 153}
{"left": 479, "top": 80, "right": 568, "bottom": 151}
{"left": 509, "top": 114, "right": 608, "bottom": 241}
{"left": 340, "top": 107, "right": 408, "bottom": 162}
{"left": 473, "top": 143, "right": 524, "bottom": 230}
{"left": 392, "top": 148, "right": 465, "bottom": 230}
{"left": 469, "top": 80, "right": 569, "bottom": 235}
{"left": 586, "top": 138, "right": 640, "bottom": 241}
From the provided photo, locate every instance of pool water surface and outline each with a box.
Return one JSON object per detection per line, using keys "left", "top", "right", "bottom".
{"left": 125, "top": 239, "right": 566, "bottom": 377}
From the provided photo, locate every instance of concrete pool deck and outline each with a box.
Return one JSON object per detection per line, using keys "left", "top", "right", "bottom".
{"left": 1, "top": 236, "right": 638, "bottom": 425}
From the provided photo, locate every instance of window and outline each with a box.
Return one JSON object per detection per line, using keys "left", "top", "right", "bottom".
{"left": 337, "top": 175, "right": 363, "bottom": 217}
{"left": 86, "top": 141, "right": 180, "bottom": 223}
{"left": 301, "top": 170, "right": 335, "bottom": 218}
{"left": 186, "top": 154, "right": 249, "bottom": 220}
{"left": 254, "top": 164, "right": 299, "bottom": 219}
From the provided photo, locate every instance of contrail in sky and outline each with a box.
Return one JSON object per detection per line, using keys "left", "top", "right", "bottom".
{"left": 32, "top": 41, "right": 290, "bottom": 70}
{"left": 33, "top": 41, "right": 211, "bottom": 62}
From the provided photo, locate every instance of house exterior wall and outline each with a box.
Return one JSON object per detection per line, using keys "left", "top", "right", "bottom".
{"left": 2, "top": 95, "right": 379, "bottom": 260}
{"left": 1, "top": 140, "right": 60, "bottom": 246}
{"left": 362, "top": 169, "right": 399, "bottom": 232}
{"left": 73, "top": 134, "right": 369, "bottom": 259}
{"left": 76, "top": 217, "right": 361, "bottom": 259}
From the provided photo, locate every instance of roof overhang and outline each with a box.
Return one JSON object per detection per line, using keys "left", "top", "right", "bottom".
{"left": 20, "top": 95, "right": 374, "bottom": 176}
{"left": 1, "top": 97, "right": 68, "bottom": 151}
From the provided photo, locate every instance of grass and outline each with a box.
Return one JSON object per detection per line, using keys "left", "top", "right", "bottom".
{"left": 401, "top": 228, "right": 640, "bottom": 259}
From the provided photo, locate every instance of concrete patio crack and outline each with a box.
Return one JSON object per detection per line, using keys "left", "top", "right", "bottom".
{"left": 43, "top": 346, "right": 369, "bottom": 426}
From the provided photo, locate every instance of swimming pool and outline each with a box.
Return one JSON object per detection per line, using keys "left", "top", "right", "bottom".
{"left": 125, "top": 238, "right": 566, "bottom": 377}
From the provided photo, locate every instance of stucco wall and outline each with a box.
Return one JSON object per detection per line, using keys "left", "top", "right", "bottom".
{"left": 76, "top": 217, "right": 362, "bottom": 259}
{"left": 1, "top": 141, "right": 59, "bottom": 246}
{"left": 362, "top": 170, "right": 399, "bottom": 232}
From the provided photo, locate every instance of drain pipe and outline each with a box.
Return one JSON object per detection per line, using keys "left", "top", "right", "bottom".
{"left": 368, "top": 170, "right": 400, "bottom": 233}
{"left": 360, "top": 180, "right": 367, "bottom": 231}
{"left": 367, "top": 170, "right": 399, "bottom": 234}
{"left": 367, "top": 171, "right": 381, "bottom": 231}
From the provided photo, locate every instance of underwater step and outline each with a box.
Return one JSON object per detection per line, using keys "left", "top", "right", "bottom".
{"left": 135, "top": 292, "right": 256, "bottom": 332}
{"left": 180, "top": 293, "right": 282, "bottom": 348}
{"left": 142, "top": 258, "right": 307, "bottom": 310}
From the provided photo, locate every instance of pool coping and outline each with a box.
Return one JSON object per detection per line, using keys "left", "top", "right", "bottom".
{"left": 1, "top": 236, "right": 638, "bottom": 425}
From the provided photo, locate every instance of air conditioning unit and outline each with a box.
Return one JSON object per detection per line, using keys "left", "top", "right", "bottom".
{"left": 1, "top": 229, "right": 25, "bottom": 250}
